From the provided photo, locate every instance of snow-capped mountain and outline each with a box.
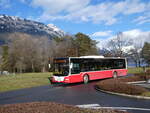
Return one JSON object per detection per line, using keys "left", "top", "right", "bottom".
{"left": 0, "top": 14, "right": 65, "bottom": 38}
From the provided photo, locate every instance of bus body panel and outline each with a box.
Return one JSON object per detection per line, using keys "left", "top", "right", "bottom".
{"left": 87, "top": 70, "right": 112, "bottom": 80}
{"left": 51, "top": 56, "right": 128, "bottom": 84}
{"left": 115, "top": 69, "right": 128, "bottom": 77}
{"left": 68, "top": 74, "right": 83, "bottom": 83}
{"left": 68, "top": 69, "right": 127, "bottom": 83}
{"left": 51, "top": 69, "right": 127, "bottom": 83}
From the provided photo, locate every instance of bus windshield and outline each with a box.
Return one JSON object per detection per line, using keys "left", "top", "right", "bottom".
{"left": 54, "top": 58, "right": 69, "bottom": 76}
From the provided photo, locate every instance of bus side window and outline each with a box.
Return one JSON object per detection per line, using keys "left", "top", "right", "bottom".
{"left": 71, "top": 63, "right": 81, "bottom": 74}
{"left": 113, "top": 60, "right": 125, "bottom": 69}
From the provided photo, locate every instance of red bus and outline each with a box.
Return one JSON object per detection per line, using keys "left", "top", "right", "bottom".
{"left": 50, "top": 56, "right": 127, "bottom": 84}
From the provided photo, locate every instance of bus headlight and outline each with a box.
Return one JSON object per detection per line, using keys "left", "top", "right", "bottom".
{"left": 64, "top": 77, "right": 69, "bottom": 81}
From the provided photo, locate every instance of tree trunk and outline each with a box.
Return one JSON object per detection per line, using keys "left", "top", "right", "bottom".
{"left": 138, "top": 60, "right": 141, "bottom": 67}
{"left": 135, "top": 61, "right": 138, "bottom": 67}
{"left": 31, "top": 62, "right": 35, "bottom": 72}
{"left": 42, "top": 66, "right": 46, "bottom": 72}
{"left": 20, "top": 66, "right": 22, "bottom": 73}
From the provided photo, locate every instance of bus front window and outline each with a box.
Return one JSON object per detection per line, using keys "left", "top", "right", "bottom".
{"left": 71, "top": 62, "right": 81, "bottom": 74}
{"left": 54, "top": 63, "right": 69, "bottom": 76}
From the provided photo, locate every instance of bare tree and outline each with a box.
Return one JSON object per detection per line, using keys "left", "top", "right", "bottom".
{"left": 38, "top": 37, "right": 51, "bottom": 72}
{"left": 128, "top": 44, "right": 142, "bottom": 67}
{"left": 8, "top": 33, "right": 41, "bottom": 72}
{"left": 8, "top": 33, "right": 31, "bottom": 72}
{"left": 107, "top": 32, "right": 132, "bottom": 57}
{"left": 1, "top": 32, "right": 99, "bottom": 73}
{"left": 51, "top": 35, "right": 77, "bottom": 58}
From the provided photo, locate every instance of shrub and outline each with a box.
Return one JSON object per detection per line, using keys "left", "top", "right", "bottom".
{"left": 146, "top": 69, "right": 150, "bottom": 74}
{"left": 135, "top": 73, "right": 150, "bottom": 80}
{"left": 0, "top": 102, "right": 128, "bottom": 113}
{"left": 96, "top": 79, "right": 148, "bottom": 95}
{"left": 118, "top": 75, "right": 145, "bottom": 82}
{"left": 118, "top": 73, "right": 150, "bottom": 82}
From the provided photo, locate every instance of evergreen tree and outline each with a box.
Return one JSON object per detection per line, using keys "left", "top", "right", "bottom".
{"left": 142, "top": 42, "right": 150, "bottom": 66}
{"left": 75, "top": 32, "right": 98, "bottom": 56}
{"left": 1, "top": 45, "right": 9, "bottom": 71}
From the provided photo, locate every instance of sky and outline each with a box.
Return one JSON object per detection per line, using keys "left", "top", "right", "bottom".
{"left": 0, "top": 0, "right": 150, "bottom": 48}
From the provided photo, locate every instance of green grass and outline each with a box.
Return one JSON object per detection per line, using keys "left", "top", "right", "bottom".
{"left": 142, "top": 92, "right": 150, "bottom": 97}
{"left": 0, "top": 73, "right": 52, "bottom": 92}
{"left": 0, "top": 67, "right": 149, "bottom": 93}
{"left": 128, "top": 67, "right": 150, "bottom": 97}
{"left": 128, "top": 67, "right": 150, "bottom": 74}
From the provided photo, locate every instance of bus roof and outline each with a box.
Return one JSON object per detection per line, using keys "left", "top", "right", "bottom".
{"left": 69, "top": 56, "right": 126, "bottom": 59}
{"left": 80, "top": 55, "right": 104, "bottom": 58}
{"left": 54, "top": 56, "right": 126, "bottom": 60}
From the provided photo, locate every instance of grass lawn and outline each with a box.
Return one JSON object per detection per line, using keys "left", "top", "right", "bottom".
{"left": 128, "top": 67, "right": 150, "bottom": 74}
{"left": 0, "top": 73, "right": 52, "bottom": 92}
{"left": 142, "top": 92, "right": 150, "bottom": 97}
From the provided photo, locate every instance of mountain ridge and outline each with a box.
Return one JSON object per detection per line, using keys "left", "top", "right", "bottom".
{"left": 0, "top": 14, "right": 65, "bottom": 39}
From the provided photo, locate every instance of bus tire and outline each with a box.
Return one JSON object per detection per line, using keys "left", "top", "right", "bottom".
{"left": 113, "top": 71, "right": 117, "bottom": 78}
{"left": 83, "top": 75, "right": 89, "bottom": 84}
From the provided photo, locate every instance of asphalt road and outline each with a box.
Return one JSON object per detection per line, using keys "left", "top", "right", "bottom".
{"left": 0, "top": 80, "right": 150, "bottom": 113}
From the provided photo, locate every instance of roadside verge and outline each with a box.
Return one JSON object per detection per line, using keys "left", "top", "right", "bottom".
{"left": 95, "top": 73, "right": 150, "bottom": 99}
{"left": 95, "top": 85, "right": 150, "bottom": 100}
{"left": 0, "top": 102, "right": 128, "bottom": 113}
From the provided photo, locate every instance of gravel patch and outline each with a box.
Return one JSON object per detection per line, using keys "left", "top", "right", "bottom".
{"left": 0, "top": 102, "right": 128, "bottom": 113}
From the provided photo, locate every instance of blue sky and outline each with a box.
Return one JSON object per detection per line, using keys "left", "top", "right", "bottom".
{"left": 0, "top": 0, "right": 150, "bottom": 44}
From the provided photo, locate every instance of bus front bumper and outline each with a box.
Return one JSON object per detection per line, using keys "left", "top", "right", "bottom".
{"left": 50, "top": 76, "right": 70, "bottom": 83}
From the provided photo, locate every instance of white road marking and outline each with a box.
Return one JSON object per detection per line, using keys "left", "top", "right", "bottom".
{"left": 91, "top": 107, "right": 150, "bottom": 111}
{"left": 76, "top": 104, "right": 100, "bottom": 108}
{"left": 76, "top": 104, "right": 150, "bottom": 111}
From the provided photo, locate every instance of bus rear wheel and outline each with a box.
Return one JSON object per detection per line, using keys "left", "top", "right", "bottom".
{"left": 83, "top": 75, "right": 89, "bottom": 84}
{"left": 113, "top": 72, "right": 117, "bottom": 78}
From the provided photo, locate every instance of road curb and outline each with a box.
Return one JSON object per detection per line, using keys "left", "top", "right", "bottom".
{"left": 127, "top": 81, "right": 146, "bottom": 84}
{"left": 95, "top": 86, "right": 150, "bottom": 100}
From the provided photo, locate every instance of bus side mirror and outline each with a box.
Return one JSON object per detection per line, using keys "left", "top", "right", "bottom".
{"left": 70, "top": 63, "right": 73, "bottom": 69}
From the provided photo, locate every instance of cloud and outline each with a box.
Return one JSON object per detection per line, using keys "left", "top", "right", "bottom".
{"left": 91, "top": 30, "right": 112, "bottom": 37}
{"left": 96, "top": 29, "right": 150, "bottom": 49}
{"left": 0, "top": 0, "right": 10, "bottom": 8}
{"left": 133, "top": 12, "right": 150, "bottom": 24}
{"left": 123, "top": 29, "right": 150, "bottom": 46}
{"left": 31, "top": 0, "right": 90, "bottom": 14}
{"left": 31, "top": 0, "right": 149, "bottom": 25}
{"left": 123, "top": 0, "right": 148, "bottom": 14}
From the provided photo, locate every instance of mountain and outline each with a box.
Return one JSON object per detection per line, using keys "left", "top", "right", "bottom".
{"left": 0, "top": 14, "right": 65, "bottom": 39}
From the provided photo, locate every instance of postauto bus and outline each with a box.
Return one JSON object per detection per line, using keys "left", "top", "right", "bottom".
{"left": 50, "top": 56, "right": 127, "bottom": 84}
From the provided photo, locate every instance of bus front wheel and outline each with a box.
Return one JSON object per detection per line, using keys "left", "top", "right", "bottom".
{"left": 113, "top": 72, "right": 118, "bottom": 78}
{"left": 83, "top": 75, "right": 89, "bottom": 84}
